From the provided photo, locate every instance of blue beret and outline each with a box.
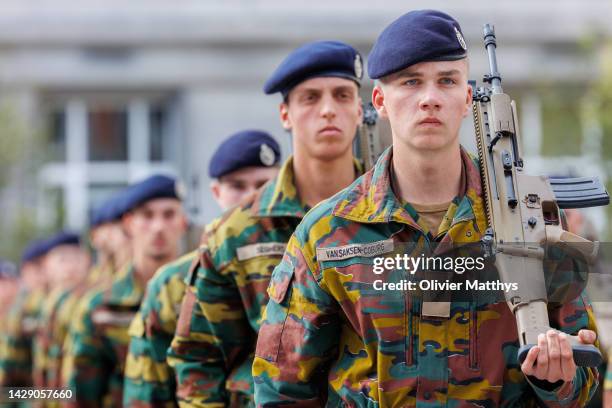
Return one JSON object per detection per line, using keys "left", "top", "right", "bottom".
{"left": 118, "top": 174, "right": 183, "bottom": 214}
{"left": 264, "top": 40, "right": 363, "bottom": 96}
{"left": 368, "top": 10, "right": 468, "bottom": 79}
{"left": 209, "top": 130, "right": 281, "bottom": 179}
{"left": 0, "top": 260, "right": 18, "bottom": 279}
{"left": 21, "top": 239, "right": 49, "bottom": 263}
{"left": 40, "top": 231, "right": 81, "bottom": 255}
{"left": 90, "top": 189, "right": 130, "bottom": 228}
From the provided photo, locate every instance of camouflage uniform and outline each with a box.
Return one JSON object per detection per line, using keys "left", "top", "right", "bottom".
{"left": 253, "top": 147, "right": 600, "bottom": 407}
{"left": 168, "top": 157, "right": 318, "bottom": 407}
{"left": 605, "top": 350, "right": 611, "bottom": 400}
{"left": 62, "top": 263, "right": 143, "bottom": 407}
{"left": 123, "top": 250, "right": 197, "bottom": 407}
{"left": 42, "top": 262, "right": 115, "bottom": 394}
{"left": 0, "top": 287, "right": 45, "bottom": 387}
{"left": 33, "top": 287, "right": 73, "bottom": 389}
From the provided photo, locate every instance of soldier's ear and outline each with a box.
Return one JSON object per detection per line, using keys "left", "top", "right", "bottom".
{"left": 463, "top": 84, "right": 473, "bottom": 117}
{"left": 279, "top": 102, "right": 291, "bottom": 130}
{"left": 372, "top": 85, "right": 387, "bottom": 119}
{"left": 210, "top": 180, "right": 221, "bottom": 203}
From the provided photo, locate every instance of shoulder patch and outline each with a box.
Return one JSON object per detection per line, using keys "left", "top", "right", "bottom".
{"left": 316, "top": 239, "right": 394, "bottom": 262}
{"left": 236, "top": 242, "right": 287, "bottom": 261}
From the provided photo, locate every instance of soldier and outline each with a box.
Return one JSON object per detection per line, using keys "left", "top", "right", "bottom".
{"left": 253, "top": 10, "right": 600, "bottom": 407}
{"left": 32, "top": 232, "right": 91, "bottom": 392}
{"left": 167, "top": 40, "right": 364, "bottom": 406}
{"left": 88, "top": 194, "right": 133, "bottom": 282}
{"left": 0, "top": 239, "right": 48, "bottom": 387}
{"left": 61, "top": 174, "right": 188, "bottom": 407}
{"left": 123, "top": 130, "right": 281, "bottom": 407}
{"left": 0, "top": 260, "right": 19, "bottom": 323}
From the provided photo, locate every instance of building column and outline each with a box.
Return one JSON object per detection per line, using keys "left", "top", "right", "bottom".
{"left": 64, "top": 99, "right": 88, "bottom": 230}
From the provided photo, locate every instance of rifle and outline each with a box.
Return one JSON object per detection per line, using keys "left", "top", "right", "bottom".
{"left": 472, "top": 24, "right": 608, "bottom": 367}
{"left": 356, "top": 102, "right": 384, "bottom": 171}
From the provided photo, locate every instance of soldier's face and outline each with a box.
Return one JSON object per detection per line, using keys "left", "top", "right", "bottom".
{"left": 281, "top": 77, "right": 362, "bottom": 161}
{"left": 124, "top": 198, "right": 187, "bottom": 262}
{"left": 0, "top": 278, "right": 18, "bottom": 311}
{"left": 373, "top": 59, "right": 472, "bottom": 152}
{"left": 20, "top": 261, "right": 45, "bottom": 289}
{"left": 211, "top": 166, "right": 278, "bottom": 211}
{"left": 44, "top": 245, "right": 91, "bottom": 287}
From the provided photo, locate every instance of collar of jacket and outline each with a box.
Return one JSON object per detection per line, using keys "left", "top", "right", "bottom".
{"left": 331, "top": 145, "right": 487, "bottom": 232}
{"left": 251, "top": 155, "right": 363, "bottom": 219}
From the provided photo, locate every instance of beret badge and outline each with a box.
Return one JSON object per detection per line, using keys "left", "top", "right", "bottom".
{"left": 354, "top": 54, "right": 363, "bottom": 79}
{"left": 454, "top": 26, "right": 467, "bottom": 51}
{"left": 260, "top": 143, "right": 276, "bottom": 166}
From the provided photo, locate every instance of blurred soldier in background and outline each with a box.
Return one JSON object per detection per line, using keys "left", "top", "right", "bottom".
{"left": 0, "top": 260, "right": 19, "bottom": 324}
{"left": 48, "top": 193, "right": 133, "bottom": 396}
{"left": 62, "top": 174, "right": 187, "bottom": 407}
{"left": 123, "top": 129, "right": 281, "bottom": 407}
{"left": 168, "top": 40, "right": 364, "bottom": 406}
{"left": 32, "top": 232, "right": 90, "bottom": 394}
{"left": 0, "top": 239, "right": 48, "bottom": 387}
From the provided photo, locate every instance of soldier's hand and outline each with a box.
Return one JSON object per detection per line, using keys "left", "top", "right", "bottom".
{"left": 520, "top": 329, "right": 597, "bottom": 384}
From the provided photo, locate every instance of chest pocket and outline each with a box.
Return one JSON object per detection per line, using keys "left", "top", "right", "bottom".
{"left": 318, "top": 253, "right": 411, "bottom": 368}
{"left": 254, "top": 260, "right": 294, "bottom": 363}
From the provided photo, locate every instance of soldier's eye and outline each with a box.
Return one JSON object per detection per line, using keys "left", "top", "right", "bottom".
{"left": 440, "top": 77, "right": 456, "bottom": 85}
{"left": 403, "top": 79, "right": 419, "bottom": 86}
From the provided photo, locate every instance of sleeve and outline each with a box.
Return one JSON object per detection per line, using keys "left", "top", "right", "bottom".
{"left": 501, "top": 291, "right": 600, "bottom": 407}
{"left": 60, "top": 293, "right": 113, "bottom": 408}
{"left": 528, "top": 293, "right": 600, "bottom": 407}
{"left": 167, "top": 246, "right": 249, "bottom": 408}
{"left": 252, "top": 235, "right": 340, "bottom": 407}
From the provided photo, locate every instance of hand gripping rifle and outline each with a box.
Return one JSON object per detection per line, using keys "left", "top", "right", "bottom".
{"left": 472, "top": 24, "right": 608, "bottom": 367}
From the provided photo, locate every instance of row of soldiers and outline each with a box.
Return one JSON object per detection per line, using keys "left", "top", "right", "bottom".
{"left": 1, "top": 8, "right": 611, "bottom": 407}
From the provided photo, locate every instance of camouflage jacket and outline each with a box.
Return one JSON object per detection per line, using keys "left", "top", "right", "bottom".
{"left": 0, "top": 287, "right": 45, "bottom": 387}
{"left": 123, "top": 250, "right": 198, "bottom": 407}
{"left": 253, "top": 147, "right": 600, "bottom": 407}
{"left": 33, "top": 286, "right": 74, "bottom": 389}
{"left": 62, "top": 264, "right": 143, "bottom": 407}
{"left": 605, "top": 348, "right": 611, "bottom": 392}
{"left": 168, "top": 157, "right": 314, "bottom": 407}
{"left": 45, "top": 263, "right": 115, "bottom": 394}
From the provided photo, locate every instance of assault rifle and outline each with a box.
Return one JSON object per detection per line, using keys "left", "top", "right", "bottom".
{"left": 472, "top": 24, "right": 608, "bottom": 367}
{"left": 356, "top": 102, "right": 384, "bottom": 171}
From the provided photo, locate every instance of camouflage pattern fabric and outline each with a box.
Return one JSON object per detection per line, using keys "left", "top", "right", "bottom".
{"left": 168, "top": 157, "right": 314, "bottom": 407}
{"left": 0, "top": 287, "right": 45, "bottom": 387}
{"left": 33, "top": 286, "right": 73, "bottom": 389}
{"left": 39, "top": 262, "right": 116, "bottom": 401}
{"left": 253, "top": 146, "right": 600, "bottom": 407}
{"left": 61, "top": 263, "right": 143, "bottom": 407}
{"left": 123, "top": 250, "right": 198, "bottom": 407}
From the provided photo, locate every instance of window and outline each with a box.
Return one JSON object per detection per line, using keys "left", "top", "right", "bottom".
{"left": 88, "top": 106, "right": 128, "bottom": 161}
{"left": 49, "top": 110, "right": 66, "bottom": 162}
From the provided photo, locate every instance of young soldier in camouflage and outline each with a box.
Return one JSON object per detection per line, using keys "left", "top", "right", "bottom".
{"left": 167, "top": 40, "right": 364, "bottom": 406}
{"left": 32, "top": 232, "right": 90, "bottom": 393}
{"left": 61, "top": 175, "right": 187, "bottom": 407}
{"left": 122, "top": 130, "right": 280, "bottom": 407}
{"left": 253, "top": 10, "right": 600, "bottom": 407}
{"left": 0, "top": 240, "right": 48, "bottom": 388}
